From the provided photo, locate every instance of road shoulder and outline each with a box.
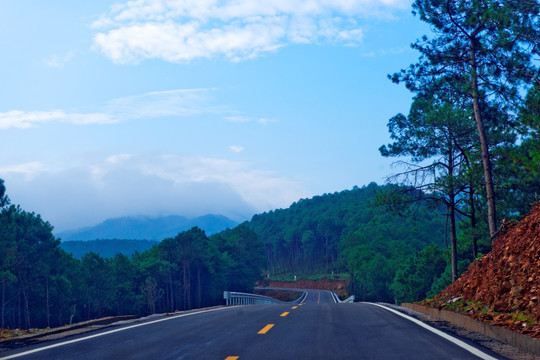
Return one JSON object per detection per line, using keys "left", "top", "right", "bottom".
{"left": 380, "top": 303, "right": 540, "bottom": 360}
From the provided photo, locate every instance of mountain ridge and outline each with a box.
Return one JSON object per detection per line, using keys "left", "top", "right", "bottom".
{"left": 57, "top": 214, "right": 239, "bottom": 241}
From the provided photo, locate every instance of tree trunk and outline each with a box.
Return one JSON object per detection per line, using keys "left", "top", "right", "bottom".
{"left": 168, "top": 270, "right": 174, "bottom": 312}
{"left": 18, "top": 276, "right": 31, "bottom": 329}
{"left": 469, "top": 184, "right": 478, "bottom": 259}
{"left": 18, "top": 286, "right": 21, "bottom": 329}
{"left": 448, "top": 140, "right": 458, "bottom": 282}
{"left": 1, "top": 275, "right": 5, "bottom": 329}
{"left": 197, "top": 263, "right": 201, "bottom": 309}
{"left": 449, "top": 201, "right": 458, "bottom": 282}
{"left": 46, "top": 277, "right": 50, "bottom": 328}
{"left": 470, "top": 38, "right": 497, "bottom": 241}
{"left": 325, "top": 237, "right": 328, "bottom": 275}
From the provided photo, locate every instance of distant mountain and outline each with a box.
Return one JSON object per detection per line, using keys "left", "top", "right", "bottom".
{"left": 57, "top": 214, "right": 238, "bottom": 241}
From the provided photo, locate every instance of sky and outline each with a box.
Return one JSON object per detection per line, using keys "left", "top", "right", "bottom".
{"left": 0, "top": 0, "right": 432, "bottom": 233}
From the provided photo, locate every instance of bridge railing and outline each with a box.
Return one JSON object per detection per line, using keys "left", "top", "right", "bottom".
{"left": 331, "top": 292, "right": 355, "bottom": 303}
{"left": 223, "top": 291, "right": 307, "bottom": 306}
{"left": 340, "top": 295, "right": 355, "bottom": 303}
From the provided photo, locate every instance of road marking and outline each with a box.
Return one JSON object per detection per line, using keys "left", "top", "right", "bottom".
{"left": 328, "top": 290, "right": 338, "bottom": 303}
{"left": 257, "top": 324, "right": 274, "bottom": 334}
{"left": 367, "top": 303, "right": 499, "bottom": 360}
{"left": 0, "top": 307, "right": 233, "bottom": 360}
{"left": 317, "top": 292, "right": 320, "bottom": 304}
{"left": 291, "top": 306, "right": 298, "bottom": 309}
{"left": 280, "top": 312, "right": 289, "bottom": 317}
{"left": 225, "top": 357, "right": 239, "bottom": 360}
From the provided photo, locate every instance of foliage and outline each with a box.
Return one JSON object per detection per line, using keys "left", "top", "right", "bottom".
{"left": 0, "top": 179, "right": 8, "bottom": 207}
{"left": 247, "top": 183, "right": 448, "bottom": 302}
{"left": 391, "top": 244, "right": 447, "bottom": 303}
{"left": 0, "top": 181, "right": 266, "bottom": 330}
{"left": 390, "top": 0, "right": 539, "bottom": 238}
{"left": 60, "top": 239, "right": 158, "bottom": 259}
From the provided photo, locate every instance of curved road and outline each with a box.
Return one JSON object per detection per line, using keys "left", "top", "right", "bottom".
{"left": 0, "top": 289, "right": 506, "bottom": 360}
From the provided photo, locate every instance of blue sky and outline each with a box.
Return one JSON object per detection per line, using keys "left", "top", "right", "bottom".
{"left": 0, "top": 0, "right": 431, "bottom": 232}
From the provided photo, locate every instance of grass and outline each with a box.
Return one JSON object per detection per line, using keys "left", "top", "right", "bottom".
{"left": 420, "top": 298, "right": 537, "bottom": 327}
{"left": 0, "top": 327, "right": 50, "bottom": 340}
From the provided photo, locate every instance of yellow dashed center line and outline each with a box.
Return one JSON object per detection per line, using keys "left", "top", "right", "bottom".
{"left": 225, "top": 357, "right": 239, "bottom": 360}
{"left": 291, "top": 306, "right": 298, "bottom": 309}
{"left": 280, "top": 312, "right": 289, "bottom": 317}
{"left": 258, "top": 324, "right": 275, "bottom": 334}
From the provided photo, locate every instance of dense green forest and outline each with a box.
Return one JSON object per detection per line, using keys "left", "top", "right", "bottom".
{"left": 247, "top": 183, "right": 452, "bottom": 300}
{"left": 1, "top": 0, "right": 538, "bottom": 331}
{"left": 383, "top": 0, "right": 539, "bottom": 285}
{"left": 245, "top": 181, "right": 507, "bottom": 303}
{"left": 60, "top": 240, "right": 159, "bottom": 259}
{"left": 0, "top": 180, "right": 265, "bottom": 330}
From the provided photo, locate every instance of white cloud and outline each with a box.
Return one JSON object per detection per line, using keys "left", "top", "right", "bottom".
{"left": 92, "top": 0, "right": 410, "bottom": 63}
{"left": 224, "top": 115, "right": 251, "bottom": 123}
{"left": 91, "top": 153, "right": 308, "bottom": 213}
{"left": 224, "top": 115, "right": 276, "bottom": 124}
{"left": 0, "top": 110, "right": 116, "bottom": 130}
{"left": 257, "top": 117, "right": 275, "bottom": 125}
{"left": 0, "top": 154, "right": 309, "bottom": 231}
{"left": 0, "top": 162, "right": 45, "bottom": 180}
{"left": 43, "top": 51, "right": 75, "bottom": 68}
{"left": 229, "top": 145, "right": 245, "bottom": 153}
{"left": 361, "top": 46, "right": 409, "bottom": 57}
{"left": 106, "top": 88, "right": 215, "bottom": 118}
{"left": 106, "top": 154, "right": 134, "bottom": 164}
{"left": 0, "top": 88, "right": 230, "bottom": 130}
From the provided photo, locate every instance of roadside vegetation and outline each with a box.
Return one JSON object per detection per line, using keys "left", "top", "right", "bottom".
{"left": 0, "top": 183, "right": 265, "bottom": 331}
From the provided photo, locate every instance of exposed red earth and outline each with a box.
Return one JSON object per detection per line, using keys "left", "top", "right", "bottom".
{"left": 426, "top": 203, "right": 540, "bottom": 339}
{"left": 263, "top": 277, "right": 350, "bottom": 299}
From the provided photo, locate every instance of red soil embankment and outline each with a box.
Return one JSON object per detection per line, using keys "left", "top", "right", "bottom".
{"left": 430, "top": 203, "right": 540, "bottom": 338}
{"left": 266, "top": 278, "right": 349, "bottom": 299}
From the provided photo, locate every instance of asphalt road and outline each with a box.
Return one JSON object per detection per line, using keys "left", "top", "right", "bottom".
{"left": 0, "top": 289, "right": 506, "bottom": 360}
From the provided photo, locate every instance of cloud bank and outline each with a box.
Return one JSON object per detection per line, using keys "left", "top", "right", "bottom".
{"left": 0, "top": 154, "right": 308, "bottom": 232}
{"left": 92, "top": 0, "right": 410, "bottom": 63}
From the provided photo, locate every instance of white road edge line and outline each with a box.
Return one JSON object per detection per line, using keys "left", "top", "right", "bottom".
{"left": 326, "top": 290, "right": 338, "bottom": 303}
{"left": 367, "top": 303, "right": 499, "bottom": 360}
{"left": 0, "top": 307, "right": 233, "bottom": 360}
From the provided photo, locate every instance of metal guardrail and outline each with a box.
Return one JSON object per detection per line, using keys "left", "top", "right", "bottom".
{"left": 223, "top": 291, "right": 307, "bottom": 306}
{"left": 331, "top": 292, "right": 355, "bottom": 303}
{"left": 340, "top": 295, "right": 356, "bottom": 303}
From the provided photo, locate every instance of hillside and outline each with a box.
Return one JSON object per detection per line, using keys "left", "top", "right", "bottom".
{"left": 245, "top": 183, "right": 450, "bottom": 302}
{"left": 428, "top": 204, "right": 540, "bottom": 338}
{"left": 59, "top": 239, "right": 159, "bottom": 259}
{"left": 57, "top": 214, "right": 238, "bottom": 241}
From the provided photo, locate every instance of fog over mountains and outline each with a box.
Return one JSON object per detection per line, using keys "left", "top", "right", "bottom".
{"left": 57, "top": 214, "right": 239, "bottom": 241}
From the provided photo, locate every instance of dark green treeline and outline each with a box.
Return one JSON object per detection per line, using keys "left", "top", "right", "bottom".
{"left": 0, "top": 181, "right": 265, "bottom": 330}
{"left": 246, "top": 182, "right": 474, "bottom": 303}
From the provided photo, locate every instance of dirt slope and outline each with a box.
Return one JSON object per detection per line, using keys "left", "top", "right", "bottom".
{"left": 265, "top": 278, "right": 349, "bottom": 299}
{"left": 430, "top": 203, "right": 540, "bottom": 338}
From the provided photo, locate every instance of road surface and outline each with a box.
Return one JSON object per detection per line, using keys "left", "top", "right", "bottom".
{"left": 0, "top": 289, "right": 506, "bottom": 360}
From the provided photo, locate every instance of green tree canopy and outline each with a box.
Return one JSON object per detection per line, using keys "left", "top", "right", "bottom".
{"left": 390, "top": 0, "right": 539, "bottom": 239}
